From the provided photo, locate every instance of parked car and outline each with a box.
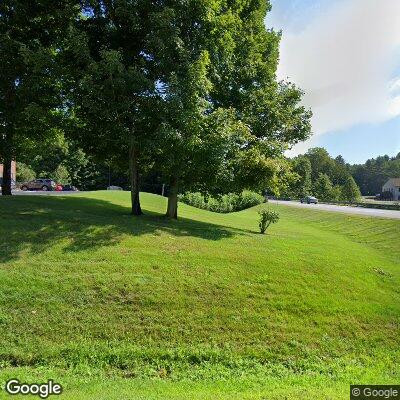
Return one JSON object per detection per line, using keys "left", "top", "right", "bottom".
{"left": 301, "top": 196, "right": 318, "bottom": 204}
{"left": 20, "top": 178, "right": 56, "bottom": 191}
{"left": 107, "top": 185, "right": 123, "bottom": 190}
{"left": 62, "top": 184, "right": 78, "bottom": 191}
{"left": 55, "top": 184, "right": 63, "bottom": 191}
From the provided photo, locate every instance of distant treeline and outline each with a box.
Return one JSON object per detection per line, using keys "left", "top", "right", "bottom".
{"left": 17, "top": 143, "right": 400, "bottom": 201}
{"left": 281, "top": 148, "right": 400, "bottom": 200}
{"left": 281, "top": 148, "right": 360, "bottom": 202}
{"left": 351, "top": 153, "right": 400, "bottom": 196}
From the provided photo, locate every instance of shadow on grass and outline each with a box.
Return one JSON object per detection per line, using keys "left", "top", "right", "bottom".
{"left": 0, "top": 195, "right": 243, "bottom": 263}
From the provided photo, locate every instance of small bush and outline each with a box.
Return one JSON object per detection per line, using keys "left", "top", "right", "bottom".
{"left": 258, "top": 209, "right": 279, "bottom": 234}
{"left": 237, "top": 191, "right": 265, "bottom": 210}
{"left": 179, "top": 192, "right": 206, "bottom": 209}
{"left": 179, "top": 191, "right": 264, "bottom": 213}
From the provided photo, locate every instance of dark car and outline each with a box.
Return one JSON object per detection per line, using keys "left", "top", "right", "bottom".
{"left": 301, "top": 196, "right": 318, "bottom": 204}
{"left": 20, "top": 178, "right": 56, "bottom": 191}
{"left": 62, "top": 184, "right": 78, "bottom": 191}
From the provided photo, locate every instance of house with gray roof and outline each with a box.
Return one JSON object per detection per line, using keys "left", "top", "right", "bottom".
{"left": 382, "top": 178, "right": 400, "bottom": 201}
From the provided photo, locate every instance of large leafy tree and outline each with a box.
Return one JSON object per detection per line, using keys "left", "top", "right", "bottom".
{"left": 64, "top": 0, "right": 161, "bottom": 215}
{"left": 0, "top": 1, "right": 78, "bottom": 195}
{"left": 305, "top": 148, "right": 337, "bottom": 182}
{"left": 291, "top": 156, "right": 312, "bottom": 198}
{"left": 145, "top": 2, "right": 244, "bottom": 218}
{"left": 148, "top": 0, "right": 312, "bottom": 218}
{"left": 304, "top": 147, "right": 352, "bottom": 186}
{"left": 208, "top": 1, "right": 312, "bottom": 174}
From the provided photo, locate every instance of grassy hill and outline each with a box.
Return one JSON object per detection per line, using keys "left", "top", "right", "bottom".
{"left": 0, "top": 191, "right": 399, "bottom": 399}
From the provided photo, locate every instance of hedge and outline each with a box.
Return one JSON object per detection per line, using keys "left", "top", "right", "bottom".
{"left": 179, "top": 191, "right": 265, "bottom": 213}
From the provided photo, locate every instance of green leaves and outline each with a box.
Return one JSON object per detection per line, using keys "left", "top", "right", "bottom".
{"left": 0, "top": 1, "right": 79, "bottom": 188}
{"left": 1, "top": 0, "right": 312, "bottom": 210}
{"left": 341, "top": 176, "right": 362, "bottom": 203}
{"left": 313, "top": 173, "right": 334, "bottom": 201}
{"left": 258, "top": 208, "right": 279, "bottom": 234}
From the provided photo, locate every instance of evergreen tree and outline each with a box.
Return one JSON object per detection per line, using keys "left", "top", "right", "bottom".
{"left": 313, "top": 173, "right": 334, "bottom": 201}
{"left": 341, "top": 176, "right": 361, "bottom": 203}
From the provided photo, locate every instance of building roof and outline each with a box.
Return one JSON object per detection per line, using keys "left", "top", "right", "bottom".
{"left": 383, "top": 178, "right": 400, "bottom": 187}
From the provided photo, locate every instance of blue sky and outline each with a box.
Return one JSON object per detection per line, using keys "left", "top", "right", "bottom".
{"left": 266, "top": 0, "right": 400, "bottom": 164}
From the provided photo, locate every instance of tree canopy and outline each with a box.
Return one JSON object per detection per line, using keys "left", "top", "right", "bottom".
{"left": 0, "top": 0, "right": 78, "bottom": 195}
{"left": 351, "top": 153, "right": 400, "bottom": 196}
{"left": 2, "top": 0, "right": 312, "bottom": 219}
{"left": 152, "top": 0, "right": 311, "bottom": 217}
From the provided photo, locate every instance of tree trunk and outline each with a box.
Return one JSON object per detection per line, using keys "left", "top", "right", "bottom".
{"left": 128, "top": 144, "right": 142, "bottom": 216}
{"left": 1, "top": 155, "right": 12, "bottom": 196}
{"left": 166, "top": 176, "right": 178, "bottom": 219}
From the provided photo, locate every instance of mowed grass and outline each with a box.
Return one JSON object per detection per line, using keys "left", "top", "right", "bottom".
{"left": 0, "top": 191, "right": 399, "bottom": 399}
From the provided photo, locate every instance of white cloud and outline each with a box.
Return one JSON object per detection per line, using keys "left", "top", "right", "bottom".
{"left": 389, "top": 77, "right": 400, "bottom": 117}
{"left": 272, "top": 0, "right": 400, "bottom": 150}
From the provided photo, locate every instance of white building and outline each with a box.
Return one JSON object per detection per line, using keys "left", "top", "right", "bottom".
{"left": 382, "top": 178, "right": 400, "bottom": 201}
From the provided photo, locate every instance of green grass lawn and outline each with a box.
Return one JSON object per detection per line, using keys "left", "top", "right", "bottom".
{"left": 0, "top": 191, "right": 399, "bottom": 399}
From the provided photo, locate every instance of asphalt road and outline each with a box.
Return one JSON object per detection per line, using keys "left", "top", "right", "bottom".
{"left": 12, "top": 190, "right": 80, "bottom": 196}
{"left": 271, "top": 200, "right": 400, "bottom": 220}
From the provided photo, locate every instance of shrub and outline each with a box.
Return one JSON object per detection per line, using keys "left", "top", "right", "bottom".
{"left": 237, "top": 191, "right": 265, "bottom": 210}
{"left": 258, "top": 209, "right": 279, "bottom": 234}
{"left": 179, "top": 191, "right": 264, "bottom": 213}
{"left": 179, "top": 192, "right": 206, "bottom": 209}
